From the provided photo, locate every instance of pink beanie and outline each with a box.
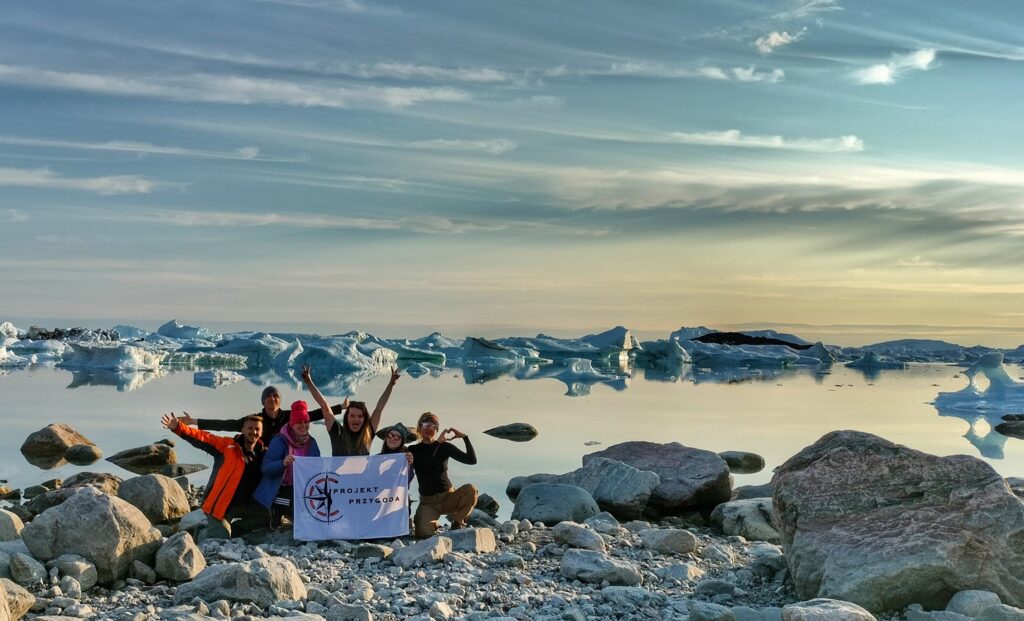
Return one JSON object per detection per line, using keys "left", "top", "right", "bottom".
{"left": 290, "top": 400, "right": 310, "bottom": 424}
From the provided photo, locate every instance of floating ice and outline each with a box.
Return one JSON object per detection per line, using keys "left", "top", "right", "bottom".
{"left": 213, "top": 332, "right": 290, "bottom": 366}
{"left": 670, "top": 326, "right": 716, "bottom": 341}
{"left": 163, "top": 351, "right": 248, "bottom": 369}
{"left": 112, "top": 324, "right": 150, "bottom": 340}
{"left": 61, "top": 343, "right": 166, "bottom": 371}
{"left": 845, "top": 351, "right": 908, "bottom": 370}
{"left": 0, "top": 321, "right": 22, "bottom": 339}
{"left": 274, "top": 336, "right": 392, "bottom": 378}
{"left": 498, "top": 326, "right": 637, "bottom": 358}
{"left": 0, "top": 347, "right": 33, "bottom": 367}
{"left": 463, "top": 337, "right": 523, "bottom": 362}
{"left": 9, "top": 339, "right": 71, "bottom": 361}
{"left": 636, "top": 339, "right": 692, "bottom": 366}
{"left": 406, "top": 332, "right": 466, "bottom": 360}
{"left": 157, "top": 319, "right": 220, "bottom": 341}
{"left": 193, "top": 369, "right": 246, "bottom": 388}
{"left": 364, "top": 335, "right": 446, "bottom": 364}
{"left": 740, "top": 329, "right": 812, "bottom": 345}
{"left": 795, "top": 342, "right": 836, "bottom": 366}
{"left": 403, "top": 362, "right": 443, "bottom": 378}
{"left": 678, "top": 339, "right": 802, "bottom": 368}
{"left": 934, "top": 352, "right": 1024, "bottom": 415}
{"left": 580, "top": 326, "right": 638, "bottom": 351}
{"left": 67, "top": 369, "right": 166, "bottom": 392}
{"left": 551, "top": 358, "right": 629, "bottom": 397}
{"left": 861, "top": 339, "right": 969, "bottom": 363}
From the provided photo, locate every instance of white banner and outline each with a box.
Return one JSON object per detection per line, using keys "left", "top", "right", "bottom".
{"left": 291, "top": 454, "right": 410, "bottom": 541}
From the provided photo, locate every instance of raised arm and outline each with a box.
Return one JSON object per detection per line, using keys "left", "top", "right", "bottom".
{"left": 302, "top": 365, "right": 337, "bottom": 431}
{"left": 162, "top": 412, "right": 231, "bottom": 456}
{"left": 181, "top": 412, "right": 245, "bottom": 433}
{"left": 369, "top": 366, "right": 401, "bottom": 432}
{"left": 441, "top": 429, "right": 477, "bottom": 465}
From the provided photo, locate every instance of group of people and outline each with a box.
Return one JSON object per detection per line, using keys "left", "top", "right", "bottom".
{"left": 159, "top": 365, "right": 478, "bottom": 540}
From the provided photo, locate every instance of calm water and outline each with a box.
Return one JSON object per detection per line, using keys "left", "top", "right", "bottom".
{"left": 3, "top": 362, "right": 1023, "bottom": 519}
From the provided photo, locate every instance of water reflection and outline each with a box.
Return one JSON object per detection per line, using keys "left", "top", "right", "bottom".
{"left": 66, "top": 369, "right": 166, "bottom": 392}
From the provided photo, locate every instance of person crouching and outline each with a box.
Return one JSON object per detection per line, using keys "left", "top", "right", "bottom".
{"left": 407, "top": 412, "right": 478, "bottom": 538}
{"left": 253, "top": 400, "right": 321, "bottom": 529}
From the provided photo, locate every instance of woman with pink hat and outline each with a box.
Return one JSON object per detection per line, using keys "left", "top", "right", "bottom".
{"left": 253, "top": 381, "right": 326, "bottom": 528}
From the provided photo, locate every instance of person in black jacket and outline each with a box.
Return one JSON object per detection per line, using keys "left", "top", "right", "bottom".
{"left": 407, "top": 412, "right": 477, "bottom": 538}
{"left": 180, "top": 385, "right": 343, "bottom": 445}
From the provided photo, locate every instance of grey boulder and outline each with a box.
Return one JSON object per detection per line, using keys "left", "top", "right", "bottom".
{"left": 62, "top": 472, "right": 123, "bottom": 495}
{"left": 710, "top": 498, "right": 780, "bottom": 542}
{"left": 947, "top": 590, "right": 1002, "bottom": 617}
{"left": 155, "top": 532, "right": 206, "bottom": 581}
{"left": 511, "top": 483, "right": 599, "bottom": 525}
{"left": 390, "top": 536, "right": 452, "bottom": 569}
{"left": 483, "top": 423, "right": 538, "bottom": 442}
{"left": 106, "top": 441, "right": 176, "bottom": 475}
{"left": 45, "top": 554, "right": 98, "bottom": 591}
{"left": 718, "top": 450, "right": 766, "bottom": 474}
{"left": 560, "top": 549, "right": 642, "bottom": 586}
{"left": 552, "top": 522, "right": 605, "bottom": 551}
{"left": 445, "top": 528, "right": 496, "bottom": 554}
{"left": 0, "top": 578, "right": 34, "bottom": 620}
{"left": 782, "top": 598, "right": 875, "bottom": 620}
{"left": 21, "top": 487, "right": 161, "bottom": 584}
{"left": 977, "top": 605, "right": 1024, "bottom": 621}
{"left": 9, "top": 553, "right": 45, "bottom": 587}
{"left": 637, "top": 528, "right": 697, "bottom": 555}
{"left": 0, "top": 511, "right": 23, "bottom": 542}
{"left": 773, "top": 430, "right": 1024, "bottom": 612}
{"left": 117, "top": 474, "right": 190, "bottom": 524}
{"left": 173, "top": 557, "right": 306, "bottom": 607}
{"left": 585, "top": 441, "right": 732, "bottom": 513}
{"left": 64, "top": 444, "right": 102, "bottom": 465}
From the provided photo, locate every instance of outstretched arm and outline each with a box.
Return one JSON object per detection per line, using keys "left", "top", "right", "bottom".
{"left": 441, "top": 429, "right": 477, "bottom": 465}
{"left": 369, "top": 366, "right": 400, "bottom": 432}
{"left": 303, "top": 365, "right": 337, "bottom": 431}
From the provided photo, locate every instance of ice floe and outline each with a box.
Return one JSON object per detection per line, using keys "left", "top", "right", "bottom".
{"left": 157, "top": 319, "right": 220, "bottom": 341}
{"left": 0, "top": 347, "right": 33, "bottom": 367}
{"left": 0, "top": 321, "right": 22, "bottom": 339}
{"left": 193, "top": 369, "right": 246, "bottom": 388}
{"left": 934, "top": 352, "right": 1024, "bottom": 415}
{"left": 61, "top": 343, "right": 166, "bottom": 371}
{"left": 212, "top": 332, "right": 291, "bottom": 366}
{"left": 845, "top": 351, "right": 908, "bottom": 371}
{"left": 860, "top": 339, "right": 969, "bottom": 363}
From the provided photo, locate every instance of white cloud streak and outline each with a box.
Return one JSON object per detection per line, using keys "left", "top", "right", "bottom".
{"left": 0, "top": 136, "right": 300, "bottom": 162}
{"left": 353, "top": 63, "right": 513, "bottom": 83}
{"left": 853, "top": 49, "right": 937, "bottom": 85}
{"left": 755, "top": 29, "right": 805, "bottom": 54}
{"left": 669, "top": 129, "right": 864, "bottom": 153}
{"left": 559, "top": 62, "right": 785, "bottom": 83}
{"left": 2, "top": 208, "right": 29, "bottom": 222}
{"left": 0, "top": 167, "right": 159, "bottom": 194}
{"left": 0, "top": 64, "right": 469, "bottom": 108}
{"left": 409, "top": 139, "right": 517, "bottom": 155}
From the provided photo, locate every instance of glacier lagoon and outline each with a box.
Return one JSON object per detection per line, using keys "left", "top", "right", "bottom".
{"left": 3, "top": 359, "right": 1023, "bottom": 519}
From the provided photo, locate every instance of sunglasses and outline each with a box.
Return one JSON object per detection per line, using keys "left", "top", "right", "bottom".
{"left": 420, "top": 421, "right": 439, "bottom": 428}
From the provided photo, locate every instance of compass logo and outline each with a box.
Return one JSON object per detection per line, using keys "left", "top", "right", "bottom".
{"left": 302, "top": 472, "right": 343, "bottom": 523}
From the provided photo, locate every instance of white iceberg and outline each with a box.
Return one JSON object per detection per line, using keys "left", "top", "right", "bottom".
{"left": 0, "top": 321, "right": 22, "bottom": 339}
{"left": 678, "top": 339, "right": 802, "bottom": 368}
{"left": 112, "top": 324, "right": 150, "bottom": 340}
{"left": 163, "top": 351, "right": 248, "bottom": 369}
{"left": 497, "top": 326, "right": 636, "bottom": 359}
{"left": 213, "top": 332, "right": 290, "bottom": 366}
{"left": 157, "top": 319, "right": 220, "bottom": 341}
{"left": 274, "top": 336, "right": 392, "bottom": 376}
{"left": 0, "top": 347, "right": 33, "bottom": 367}
{"left": 193, "top": 369, "right": 246, "bottom": 388}
{"left": 670, "top": 326, "right": 716, "bottom": 341}
{"left": 794, "top": 342, "right": 836, "bottom": 366}
{"left": 861, "top": 339, "right": 969, "bottom": 363}
{"left": 637, "top": 339, "right": 692, "bottom": 366}
{"left": 9, "top": 339, "right": 71, "bottom": 361}
{"left": 406, "top": 332, "right": 466, "bottom": 360}
{"left": 364, "top": 335, "right": 446, "bottom": 364}
{"left": 60, "top": 343, "right": 166, "bottom": 371}
{"left": 580, "top": 326, "right": 639, "bottom": 351}
{"left": 403, "top": 362, "right": 444, "bottom": 378}
{"left": 934, "top": 352, "right": 1024, "bottom": 414}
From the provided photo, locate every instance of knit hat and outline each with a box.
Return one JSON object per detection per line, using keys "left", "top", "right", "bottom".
{"left": 290, "top": 400, "right": 310, "bottom": 424}
{"left": 261, "top": 386, "right": 280, "bottom": 405}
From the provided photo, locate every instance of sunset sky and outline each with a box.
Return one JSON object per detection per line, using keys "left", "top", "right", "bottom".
{"left": 1, "top": 0, "right": 1022, "bottom": 345}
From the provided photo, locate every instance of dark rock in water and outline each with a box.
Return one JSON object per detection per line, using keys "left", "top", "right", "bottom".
{"left": 21, "top": 424, "right": 95, "bottom": 465}
{"left": 732, "top": 482, "right": 772, "bottom": 500}
{"left": 483, "top": 423, "right": 539, "bottom": 442}
{"left": 585, "top": 442, "right": 732, "bottom": 513}
{"left": 64, "top": 444, "right": 102, "bottom": 465}
{"left": 0, "top": 488, "right": 20, "bottom": 501}
{"left": 63, "top": 472, "right": 123, "bottom": 495}
{"left": 106, "top": 443, "right": 176, "bottom": 475}
{"left": 26, "top": 488, "right": 79, "bottom": 515}
{"left": 693, "top": 331, "right": 812, "bottom": 350}
{"left": 718, "top": 450, "right": 766, "bottom": 474}
{"left": 995, "top": 421, "right": 1024, "bottom": 440}
{"left": 23, "top": 479, "right": 61, "bottom": 500}
{"left": 5, "top": 505, "right": 32, "bottom": 523}
{"left": 773, "top": 429, "right": 1024, "bottom": 613}
{"left": 476, "top": 493, "right": 500, "bottom": 518}
{"left": 159, "top": 463, "right": 207, "bottom": 477}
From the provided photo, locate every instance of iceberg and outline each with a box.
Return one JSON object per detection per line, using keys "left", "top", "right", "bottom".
{"left": 0, "top": 321, "right": 22, "bottom": 339}
{"left": 670, "top": 326, "right": 716, "bottom": 341}
{"left": 193, "top": 369, "right": 246, "bottom": 388}
{"left": 0, "top": 347, "right": 33, "bottom": 367}
{"left": 496, "top": 326, "right": 636, "bottom": 359}
{"left": 112, "top": 324, "right": 150, "bottom": 340}
{"left": 274, "top": 336, "right": 391, "bottom": 377}
{"left": 9, "top": 339, "right": 71, "bottom": 361}
{"left": 406, "top": 332, "right": 466, "bottom": 360}
{"left": 551, "top": 358, "right": 630, "bottom": 397}
{"left": 163, "top": 351, "right": 248, "bottom": 369}
{"left": 861, "top": 339, "right": 970, "bottom": 363}
{"left": 212, "top": 332, "right": 290, "bottom": 367}
{"left": 403, "top": 362, "right": 443, "bottom": 378}
{"left": 678, "top": 339, "right": 802, "bottom": 368}
{"left": 934, "top": 352, "right": 1024, "bottom": 415}
{"left": 60, "top": 343, "right": 166, "bottom": 371}
{"left": 636, "top": 339, "right": 692, "bottom": 366}
{"left": 363, "top": 335, "right": 446, "bottom": 364}
{"left": 66, "top": 369, "right": 165, "bottom": 392}
{"left": 580, "top": 326, "right": 638, "bottom": 351}
{"left": 845, "top": 351, "right": 908, "bottom": 371}
{"left": 156, "top": 319, "right": 220, "bottom": 341}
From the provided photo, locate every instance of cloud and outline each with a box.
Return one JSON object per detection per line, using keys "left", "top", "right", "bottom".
{"left": 0, "top": 167, "right": 158, "bottom": 194}
{"left": 2, "top": 208, "right": 29, "bottom": 222}
{"left": 772, "top": 0, "right": 841, "bottom": 20}
{"left": 668, "top": 129, "right": 863, "bottom": 152}
{"left": 559, "top": 62, "right": 785, "bottom": 83}
{"left": 0, "top": 64, "right": 470, "bottom": 108}
{"left": 409, "top": 139, "right": 517, "bottom": 155}
{"left": 896, "top": 255, "right": 944, "bottom": 267}
{"left": 853, "top": 49, "right": 937, "bottom": 85}
{"left": 755, "top": 30, "right": 805, "bottom": 54}
{"left": 731, "top": 66, "right": 786, "bottom": 83}
{"left": 353, "top": 63, "right": 513, "bottom": 83}
{"left": 0, "top": 136, "right": 292, "bottom": 162}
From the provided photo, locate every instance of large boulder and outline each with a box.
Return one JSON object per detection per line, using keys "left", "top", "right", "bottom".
{"left": 782, "top": 598, "right": 875, "bottom": 620}
{"left": 0, "top": 581, "right": 12, "bottom": 621}
{"left": 21, "top": 487, "right": 161, "bottom": 584}
{"left": 773, "top": 430, "right": 1024, "bottom": 612}
{"left": 64, "top": 444, "right": 102, "bottom": 465}
{"left": 0, "top": 578, "right": 33, "bottom": 620}
{"left": 25, "top": 488, "right": 78, "bottom": 515}
{"left": 62, "top": 472, "right": 123, "bottom": 496}
{"left": 20, "top": 424, "right": 94, "bottom": 459}
{"left": 0, "top": 512, "right": 23, "bottom": 542}
{"left": 483, "top": 423, "right": 538, "bottom": 442}
{"left": 710, "top": 498, "right": 780, "bottom": 542}
{"left": 106, "top": 442, "right": 176, "bottom": 475}
{"left": 718, "top": 451, "right": 765, "bottom": 474}
{"left": 117, "top": 475, "right": 190, "bottom": 524}
{"left": 506, "top": 459, "right": 659, "bottom": 518}
{"left": 44, "top": 555, "right": 98, "bottom": 591}
{"left": 511, "top": 483, "right": 600, "bottom": 525}
{"left": 155, "top": 532, "right": 206, "bottom": 581}
{"left": 173, "top": 558, "right": 306, "bottom": 607}
{"left": 584, "top": 441, "right": 732, "bottom": 513}
{"left": 560, "top": 549, "right": 642, "bottom": 586}
{"left": 390, "top": 536, "right": 452, "bottom": 569}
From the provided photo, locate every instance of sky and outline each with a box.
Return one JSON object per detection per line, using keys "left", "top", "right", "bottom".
{"left": 1, "top": 0, "right": 1022, "bottom": 346}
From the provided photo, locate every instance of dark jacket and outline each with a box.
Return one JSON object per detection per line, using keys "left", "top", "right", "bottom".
{"left": 408, "top": 437, "right": 476, "bottom": 496}
{"left": 173, "top": 424, "right": 265, "bottom": 520}
{"left": 196, "top": 404, "right": 342, "bottom": 445}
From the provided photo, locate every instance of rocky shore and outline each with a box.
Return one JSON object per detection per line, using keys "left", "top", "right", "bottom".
{"left": 2, "top": 427, "right": 1024, "bottom": 621}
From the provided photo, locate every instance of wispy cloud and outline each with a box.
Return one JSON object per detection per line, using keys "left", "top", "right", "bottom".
{"left": 896, "top": 255, "right": 944, "bottom": 267}
{"left": 0, "top": 136, "right": 304, "bottom": 162}
{"left": 0, "top": 64, "right": 469, "bottom": 108}
{"left": 0, "top": 167, "right": 159, "bottom": 194}
{"left": 556, "top": 62, "right": 785, "bottom": 83}
{"left": 409, "top": 139, "right": 517, "bottom": 155}
{"left": 353, "top": 63, "right": 513, "bottom": 83}
{"left": 755, "top": 29, "right": 805, "bottom": 54}
{"left": 668, "top": 129, "right": 863, "bottom": 152}
{"left": 2, "top": 208, "right": 29, "bottom": 222}
{"left": 853, "top": 49, "right": 937, "bottom": 85}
